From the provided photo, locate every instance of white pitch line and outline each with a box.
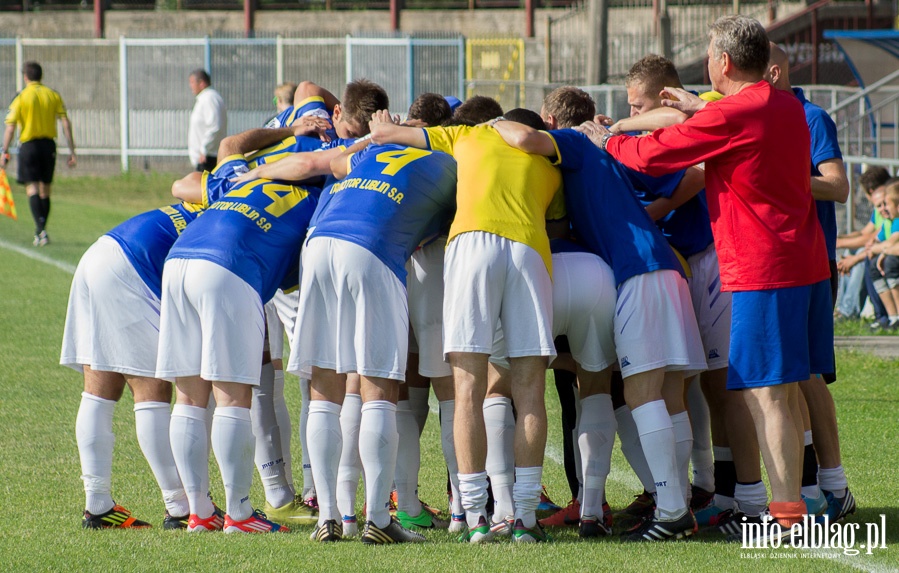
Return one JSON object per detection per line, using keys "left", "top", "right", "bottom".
{"left": 0, "top": 237, "right": 76, "bottom": 275}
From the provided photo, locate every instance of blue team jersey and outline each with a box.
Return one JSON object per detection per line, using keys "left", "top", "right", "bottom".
{"left": 309, "top": 143, "right": 457, "bottom": 284}
{"left": 624, "top": 168, "right": 714, "bottom": 258}
{"left": 167, "top": 178, "right": 319, "bottom": 302}
{"left": 105, "top": 202, "right": 205, "bottom": 299}
{"left": 247, "top": 135, "right": 356, "bottom": 169}
{"left": 202, "top": 137, "right": 355, "bottom": 202}
{"left": 546, "top": 129, "right": 683, "bottom": 286}
{"left": 796, "top": 88, "right": 842, "bottom": 261}
{"left": 265, "top": 97, "right": 338, "bottom": 140}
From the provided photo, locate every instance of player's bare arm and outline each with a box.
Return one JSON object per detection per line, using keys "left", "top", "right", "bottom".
{"left": 837, "top": 222, "right": 876, "bottom": 249}
{"left": 329, "top": 138, "right": 372, "bottom": 180}
{"left": 611, "top": 107, "right": 689, "bottom": 134}
{"left": 293, "top": 80, "right": 340, "bottom": 111}
{"left": 644, "top": 166, "right": 706, "bottom": 221}
{"left": 368, "top": 110, "right": 427, "bottom": 149}
{"left": 0, "top": 124, "right": 15, "bottom": 168}
{"left": 60, "top": 116, "right": 76, "bottom": 168}
{"left": 233, "top": 145, "right": 347, "bottom": 185}
{"left": 490, "top": 119, "right": 556, "bottom": 157}
{"left": 811, "top": 158, "right": 850, "bottom": 204}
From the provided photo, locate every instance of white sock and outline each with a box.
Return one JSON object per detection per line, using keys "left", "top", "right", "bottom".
{"left": 395, "top": 400, "right": 422, "bottom": 516}
{"left": 307, "top": 400, "right": 342, "bottom": 524}
{"left": 408, "top": 387, "right": 430, "bottom": 435}
{"left": 336, "top": 393, "right": 362, "bottom": 519}
{"left": 204, "top": 391, "right": 216, "bottom": 452}
{"left": 818, "top": 465, "right": 848, "bottom": 498}
{"left": 458, "top": 471, "right": 489, "bottom": 528}
{"left": 211, "top": 406, "right": 255, "bottom": 522}
{"left": 573, "top": 387, "right": 583, "bottom": 503}
{"left": 670, "top": 411, "right": 693, "bottom": 502}
{"left": 76, "top": 392, "right": 116, "bottom": 515}
{"left": 735, "top": 481, "right": 768, "bottom": 517}
{"left": 170, "top": 404, "right": 215, "bottom": 519}
{"left": 712, "top": 446, "right": 735, "bottom": 510}
{"left": 299, "top": 378, "right": 315, "bottom": 500}
{"left": 483, "top": 396, "right": 515, "bottom": 519}
{"left": 439, "top": 400, "right": 463, "bottom": 515}
{"left": 631, "top": 400, "right": 684, "bottom": 519}
{"left": 513, "top": 466, "right": 543, "bottom": 528}
{"left": 359, "top": 400, "right": 398, "bottom": 529}
{"left": 578, "top": 394, "right": 616, "bottom": 519}
{"left": 273, "top": 369, "right": 295, "bottom": 491}
{"left": 686, "top": 379, "right": 714, "bottom": 492}
{"left": 614, "top": 405, "right": 656, "bottom": 494}
{"left": 133, "top": 401, "right": 189, "bottom": 517}
{"left": 250, "top": 363, "right": 293, "bottom": 508}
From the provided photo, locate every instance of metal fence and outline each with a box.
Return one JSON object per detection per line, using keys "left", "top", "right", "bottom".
{"left": 1, "top": 35, "right": 464, "bottom": 171}
{"left": 545, "top": 0, "right": 806, "bottom": 84}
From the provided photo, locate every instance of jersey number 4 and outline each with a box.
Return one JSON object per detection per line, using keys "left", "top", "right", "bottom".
{"left": 375, "top": 148, "right": 431, "bottom": 176}
{"left": 227, "top": 181, "right": 307, "bottom": 218}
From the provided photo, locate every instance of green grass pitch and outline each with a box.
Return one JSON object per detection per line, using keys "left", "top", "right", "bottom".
{"left": 0, "top": 174, "right": 896, "bottom": 572}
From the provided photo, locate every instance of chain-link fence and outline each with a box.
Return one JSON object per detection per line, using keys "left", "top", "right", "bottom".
{"left": 1, "top": 35, "right": 464, "bottom": 172}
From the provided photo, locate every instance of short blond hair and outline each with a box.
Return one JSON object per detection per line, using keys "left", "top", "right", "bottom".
{"left": 274, "top": 82, "right": 298, "bottom": 106}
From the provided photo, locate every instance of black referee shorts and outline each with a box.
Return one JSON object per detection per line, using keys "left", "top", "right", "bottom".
{"left": 17, "top": 138, "right": 56, "bottom": 185}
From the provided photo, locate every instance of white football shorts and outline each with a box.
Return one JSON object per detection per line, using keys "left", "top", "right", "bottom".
{"left": 156, "top": 258, "right": 265, "bottom": 384}
{"left": 60, "top": 236, "right": 161, "bottom": 377}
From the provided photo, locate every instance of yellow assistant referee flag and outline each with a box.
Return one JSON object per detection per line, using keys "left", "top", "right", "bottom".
{"left": 0, "top": 168, "right": 18, "bottom": 220}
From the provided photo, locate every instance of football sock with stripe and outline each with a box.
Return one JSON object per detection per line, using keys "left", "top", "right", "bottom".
{"left": 134, "top": 400, "right": 189, "bottom": 517}
{"left": 483, "top": 396, "right": 515, "bottom": 519}
{"left": 170, "top": 404, "right": 215, "bottom": 519}
{"left": 360, "top": 400, "right": 398, "bottom": 529}
{"left": 299, "top": 378, "right": 316, "bottom": 500}
{"left": 212, "top": 406, "right": 255, "bottom": 521}
{"left": 439, "top": 400, "right": 464, "bottom": 516}
{"left": 632, "top": 400, "right": 684, "bottom": 519}
{"left": 251, "top": 363, "right": 293, "bottom": 508}
{"left": 513, "top": 466, "right": 543, "bottom": 528}
{"left": 615, "top": 405, "right": 657, "bottom": 496}
{"left": 670, "top": 411, "right": 694, "bottom": 502}
{"left": 686, "top": 379, "right": 715, "bottom": 492}
{"left": 337, "top": 393, "right": 362, "bottom": 519}
{"left": 578, "top": 393, "right": 616, "bottom": 519}
{"left": 76, "top": 392, "right": 116, "bottom": 515}
{"left": 307, "top": 399, "right": 342, "bottom": 524}
{"left": 395, "top": 400, "right": 422, "bottom": 515}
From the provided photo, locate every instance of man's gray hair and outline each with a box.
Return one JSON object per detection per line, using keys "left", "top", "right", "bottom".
{"left": 708, "top": 15, "right": 770, "bottom": 76}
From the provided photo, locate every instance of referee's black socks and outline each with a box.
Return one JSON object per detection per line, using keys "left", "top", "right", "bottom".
{"left": 40, "top": 197, "right": 50, "bottom": 227}
{"left": 29, "top": 194, "right": 44, "bottom": 234}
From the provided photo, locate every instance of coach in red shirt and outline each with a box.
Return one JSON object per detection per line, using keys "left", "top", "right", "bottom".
{"left": 584, "top": 15, "right": 833, "bottom": 534}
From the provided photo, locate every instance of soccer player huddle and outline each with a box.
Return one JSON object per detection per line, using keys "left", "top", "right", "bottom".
{"left": 62, "top": 15, "right": 856, "bottom": 545}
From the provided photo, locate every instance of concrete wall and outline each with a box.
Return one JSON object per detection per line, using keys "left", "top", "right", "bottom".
{"left": 0, "top": 8, "right": 569, "bottom": 39}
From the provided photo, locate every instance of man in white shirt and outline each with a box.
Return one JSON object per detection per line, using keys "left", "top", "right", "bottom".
{"left": 188, "top": 69, "right": 227, "bottom": 171}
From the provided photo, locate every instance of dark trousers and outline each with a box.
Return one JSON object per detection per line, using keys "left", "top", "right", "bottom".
{"left": 195, "top": 156, "right": 217, "bottom": 172}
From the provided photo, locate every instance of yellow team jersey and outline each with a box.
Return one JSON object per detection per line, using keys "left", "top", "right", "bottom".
{"left": 699, "top": 90, "right": 724, "bottom": 102}
{"left": 424, "top": 124, "right": 563, "bottom": 274}
{"left": 5, "top": 82, "right": 68, "bottom": 143}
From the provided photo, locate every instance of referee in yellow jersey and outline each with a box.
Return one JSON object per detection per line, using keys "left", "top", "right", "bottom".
{"left": 2, "top": 61, "right": 76, "bottom": 246}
